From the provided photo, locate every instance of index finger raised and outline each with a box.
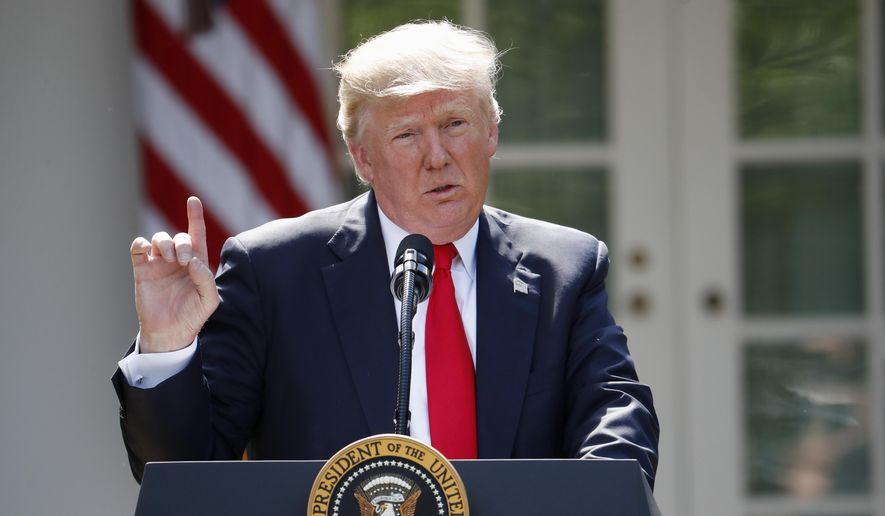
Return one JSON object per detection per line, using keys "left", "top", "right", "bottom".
{"left": 186, "top": 196, "right": 208, "bottom": 260}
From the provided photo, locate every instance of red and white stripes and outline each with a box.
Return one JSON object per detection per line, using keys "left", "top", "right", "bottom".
{"left": 133, "top": 0, "right": 340, "bottom": 267}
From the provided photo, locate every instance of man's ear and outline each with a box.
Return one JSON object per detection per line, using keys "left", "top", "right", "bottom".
{"left": 346, "top": 140, "right": 374, "bottom": 184}
{"left": 487, "top": 122, "right": 499, "bottom": 157}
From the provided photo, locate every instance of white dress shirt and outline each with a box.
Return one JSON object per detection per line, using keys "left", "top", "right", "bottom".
{"left": 118, "top": 205, "right": 479, "bottom": 447}
{"left": 377, "top": 207, "right": 478, "bottom": 444}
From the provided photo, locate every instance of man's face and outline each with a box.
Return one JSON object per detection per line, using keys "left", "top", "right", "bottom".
{"left": 347, "top": 90, "right": 499, "bottom": 244}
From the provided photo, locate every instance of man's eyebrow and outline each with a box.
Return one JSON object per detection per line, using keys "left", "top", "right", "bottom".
{"left": 384, "top": 114, "right": 421, "bottom": 136}
{"left": 384, "top": 100, "right": 476, "bottom": 136}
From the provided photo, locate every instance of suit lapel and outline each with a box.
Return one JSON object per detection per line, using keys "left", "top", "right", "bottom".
{"left": 475, "top": 209, "right": 541, "bottom": 458}
{"left": 319, "top": 198, "right": 542, "bottom": 450}
{"left": 321, "top": 192, "right": 399, "bottom": 436}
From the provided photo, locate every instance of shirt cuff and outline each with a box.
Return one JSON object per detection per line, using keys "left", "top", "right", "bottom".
{"left": 118, "top": 333, "right": 198, "bottom": 389}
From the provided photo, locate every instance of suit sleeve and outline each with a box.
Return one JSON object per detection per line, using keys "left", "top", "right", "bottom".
{"left": 112, "top": 236, "right": 266, "bottom": 483}
{"left": 563, "top": 240, "right": 660, "bottom": 488}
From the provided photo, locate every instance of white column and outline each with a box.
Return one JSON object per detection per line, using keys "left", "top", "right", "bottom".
{"left": 0, "top": 1, "right": 141, "bottom": 514}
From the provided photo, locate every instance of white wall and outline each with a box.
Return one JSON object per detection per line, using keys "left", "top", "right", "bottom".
{"left": 0, "top": 1, "right": 142, "bottom": 514}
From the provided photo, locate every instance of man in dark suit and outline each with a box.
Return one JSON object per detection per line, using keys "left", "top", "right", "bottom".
{"left": 114, "top": 20, "right": 659, "bottom": 487}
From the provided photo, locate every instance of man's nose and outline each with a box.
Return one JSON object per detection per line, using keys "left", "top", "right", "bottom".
{"left": 422, "top": 130, "right": 450, "bottom": 170}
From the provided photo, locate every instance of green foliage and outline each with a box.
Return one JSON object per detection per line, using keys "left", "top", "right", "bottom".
{"left": 738, "top": 0, "right": 861, "bottom": 138}
{"left": 488, "top": 0, "right": 606, "bottom": 142}
{"left": 741, "top": 163, "right": 863, "bottom": 315}
{"left": 744, "top": 340, "right": 870, "bottom": 495}
{"left": 489, "top": 167, "right": 608, "bottom": 243}
{"left": 342, "top": 0, "right": 459, "bottom": 52}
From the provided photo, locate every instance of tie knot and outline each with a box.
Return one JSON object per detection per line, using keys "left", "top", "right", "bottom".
{"left": 433, "top": 243, "right": 458, "bottom": 270}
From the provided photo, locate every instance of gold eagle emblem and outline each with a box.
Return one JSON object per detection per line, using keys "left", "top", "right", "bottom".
{"left": 354, "top": 474, "right": 421, "bottom": 516}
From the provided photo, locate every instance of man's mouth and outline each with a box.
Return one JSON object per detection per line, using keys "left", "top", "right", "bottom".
{"left": 428, "top": 184, "right": 456, "bottom": 194}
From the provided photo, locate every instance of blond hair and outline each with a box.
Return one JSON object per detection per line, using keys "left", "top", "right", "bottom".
{"left": 333, "top": 20, "right": 503, "bottom": 143}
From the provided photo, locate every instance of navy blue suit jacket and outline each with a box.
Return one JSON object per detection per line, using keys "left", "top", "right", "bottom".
{"left": 113, "top": 191, "right": 659, "bottom": 485}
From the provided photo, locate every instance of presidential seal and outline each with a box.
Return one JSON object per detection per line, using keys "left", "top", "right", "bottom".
{"left": 307, "top": 435, "right": 469, "bottom": 516}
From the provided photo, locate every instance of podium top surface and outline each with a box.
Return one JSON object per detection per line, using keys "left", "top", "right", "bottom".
{"left": 136, "top": 458, "right": 659, "bottom": 516}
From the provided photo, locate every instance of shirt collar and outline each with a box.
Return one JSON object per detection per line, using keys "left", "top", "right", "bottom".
{"left": 377, "top": 205, "right": 478, "bottom": 280}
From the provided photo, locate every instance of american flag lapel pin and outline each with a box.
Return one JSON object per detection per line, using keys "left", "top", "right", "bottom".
{"left": 513, "top": 277, "right": 529, "bottom": 295}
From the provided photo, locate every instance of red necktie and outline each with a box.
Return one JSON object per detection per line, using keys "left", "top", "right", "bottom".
{"left": 425, "top": 243, "right": 477, "bottom": 459}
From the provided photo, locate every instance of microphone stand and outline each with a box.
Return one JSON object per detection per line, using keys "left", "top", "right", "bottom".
{"left": 393, "top": 249, "right": 418, "bottom": 435}
{"left": 393, "top": 250, "right": 420, "bottom": 436}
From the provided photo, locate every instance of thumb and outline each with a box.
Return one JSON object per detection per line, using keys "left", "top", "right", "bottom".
{"left": 188, "top": 257, "right": 220, "bottom": 311}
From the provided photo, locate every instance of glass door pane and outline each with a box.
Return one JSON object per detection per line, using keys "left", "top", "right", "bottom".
{"left": 341, "top": 0, "right": 460, "bottom": 50}
{"left": 744, "top": 338, "right": 871, "bottom": 497}
{"left": 741, "top": 163, "right": 863, "bottom": 315}
{"left": 488, "top": 167, "right": 608, "bottom": 242}
{"left": 487, "top": 0, "right": 607, "bottom": 141}
{"left": 737, "top": 0, "right": 861, "bottom": 139}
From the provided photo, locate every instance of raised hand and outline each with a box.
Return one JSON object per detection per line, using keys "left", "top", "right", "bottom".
{"left": 130, "top": 197, "right": 221, "bottom": 353}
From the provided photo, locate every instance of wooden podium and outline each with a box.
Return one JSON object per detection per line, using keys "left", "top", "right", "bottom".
{"left": 134, "top": 458, "right": 660, "bottom": 515}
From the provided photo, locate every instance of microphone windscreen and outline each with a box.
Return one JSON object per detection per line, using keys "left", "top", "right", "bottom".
{"left": 395, "top": 234, "right": 434, "bottom": 270}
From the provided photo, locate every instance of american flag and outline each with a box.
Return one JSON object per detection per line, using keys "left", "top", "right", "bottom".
{"left": 132, "top": 0, "right": 341, "bottom": 267}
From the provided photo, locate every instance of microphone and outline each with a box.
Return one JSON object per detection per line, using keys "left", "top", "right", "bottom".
{"left": 390, "top": 234, "right": 434, "bottom": 436}
{"left": 390, "top": 234, "right": 434, "bottom": 304}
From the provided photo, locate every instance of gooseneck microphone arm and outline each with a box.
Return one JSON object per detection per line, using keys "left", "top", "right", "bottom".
{"left": 390, "top": 235, "right": 434, "bottom": 436}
